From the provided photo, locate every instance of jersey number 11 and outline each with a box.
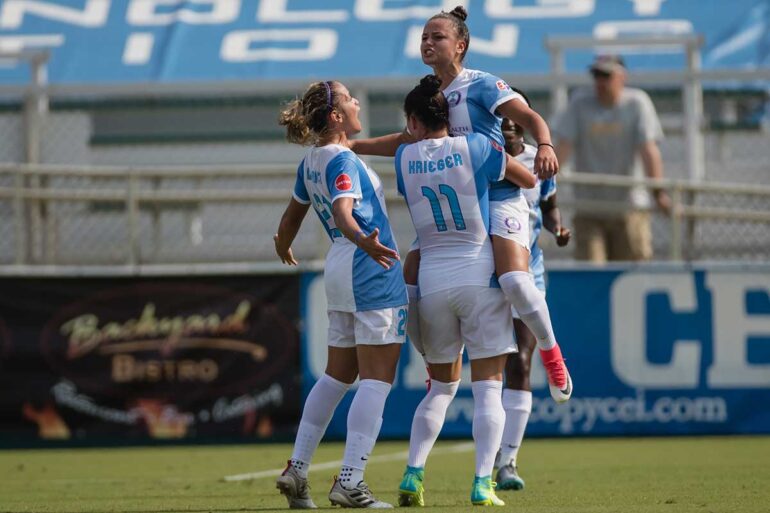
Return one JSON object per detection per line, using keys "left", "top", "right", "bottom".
{"left": 421, "top": 185, "right": 466, "bottom": 232}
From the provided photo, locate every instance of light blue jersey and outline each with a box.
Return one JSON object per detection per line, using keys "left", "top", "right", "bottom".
{"left": 293, "top": 144, "right": 406, "bottom": 312}
{"left": 517, "top": 144, "right": 557, "bottom": 291}
{"left": 394, "top": 133, "right": 506, "bottom": 296}
{"left": 443, "top": 68, "right": 526, "bottom": 203}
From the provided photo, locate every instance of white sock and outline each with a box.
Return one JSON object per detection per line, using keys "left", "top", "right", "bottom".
{"left": 340, "top": 379, "right": 392, "bottom": 487}
{"left": 407, "top": 379, "right": 460, "bottom": 468}
{"left": 498, "top": 389, "right": 532, "bottom": 468}
{"left": 471, "top": 380, "right": 505, "bottom": 478}
{"left": 406, "top": 285, "right": 424, "bottom": 355}
{"left": 498, "top": 271, "right": 556, "bottom": 350}
{"left": 291, "top": 373, "right": 350, "bottom": 477}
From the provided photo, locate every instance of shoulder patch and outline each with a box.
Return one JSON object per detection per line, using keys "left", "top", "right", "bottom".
{"left": 496, "top": 80, "right": 510, "bottom": 91}
{"left": 335, "top": 173, "right": 353, "bottom": 191}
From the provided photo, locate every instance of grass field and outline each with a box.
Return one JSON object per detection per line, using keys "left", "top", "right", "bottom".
{"left": 1, "top": 436, "right": 769, "bottom": 512}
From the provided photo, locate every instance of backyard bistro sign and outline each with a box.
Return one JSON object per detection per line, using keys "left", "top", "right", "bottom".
{"left": 0, "top": 275, "right": 301, "bottom": 443}
{"left": 0, "top": 0, "right": 767, "bottom": 84}
{"left": 302, "top": 266, "right": 770, "bottom": 438}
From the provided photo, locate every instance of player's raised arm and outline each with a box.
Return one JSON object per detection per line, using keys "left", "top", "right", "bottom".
{"left": 503, "top": 154, "right": 536, "bottom": 189}
{"left": 348, "top": 129, "right": 415, "bottom": 157}
{"left": 497, "top": 98, "right": 558, "bottom": 180}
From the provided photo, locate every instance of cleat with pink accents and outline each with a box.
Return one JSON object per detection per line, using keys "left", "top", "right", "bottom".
{"left": 539, "top": 345, "right": 572, "bottom": 403}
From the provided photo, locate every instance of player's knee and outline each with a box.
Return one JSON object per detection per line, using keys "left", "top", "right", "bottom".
{"left": 499, "top": 271, "right": 545, "bottom": 314}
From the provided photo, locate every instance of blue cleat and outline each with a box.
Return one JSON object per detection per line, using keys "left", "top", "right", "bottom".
{"left": 398, "top": 466, "right": 425, "bottom": 507}
{"left": 470, "top": 475, "right": 505, "bottom": 506}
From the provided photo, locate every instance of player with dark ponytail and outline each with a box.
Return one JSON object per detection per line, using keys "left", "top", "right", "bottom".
{"left": 394, "top": 75, "right": 535, "bottom": 507}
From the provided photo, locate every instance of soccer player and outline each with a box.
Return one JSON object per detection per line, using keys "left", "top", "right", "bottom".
{"left": 273, "top": 80, "right": 407, "bottom": 509}
{"left": 405, "top": 5, "right": 572, "bottom": 403}
{"left": 394, "top": 75, "right": 536, "bottom": 507}
{"left": 494, "top": 112, "right": 572, "bottom": 491}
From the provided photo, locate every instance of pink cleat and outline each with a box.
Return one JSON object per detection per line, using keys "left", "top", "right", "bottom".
{"left": 539, "top": 345, "right": 572, "bottom": 403}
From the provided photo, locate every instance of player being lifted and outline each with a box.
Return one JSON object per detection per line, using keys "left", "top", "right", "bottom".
{"left": 406, "top": 5, "right": 572, "bottom": 405}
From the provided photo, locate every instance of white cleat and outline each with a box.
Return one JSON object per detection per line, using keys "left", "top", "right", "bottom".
{"left": 276, "top": 461, "right": 317, "bottom": 509}
{"left": 328, "top": 476, "right": 393, "bottom": 508}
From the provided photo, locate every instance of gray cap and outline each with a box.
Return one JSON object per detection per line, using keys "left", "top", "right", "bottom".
{"left": 589, "top": 54, "right": 626, "bottom": 74}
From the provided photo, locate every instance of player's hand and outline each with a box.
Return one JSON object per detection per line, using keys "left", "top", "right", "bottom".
{"left": 535, "top": 144, "right": 559, "bottom": 179}
{"left": 273, "top": 234, "right": 298, "bottom": 265}
{"left": 400, "top": 126, "right": 418, "bottom": 144}
{"left": 356, "top": 228, "right": 400, "bottom": 269}
{"left": 554, "top": 227, "right": 571, "bottom": 247}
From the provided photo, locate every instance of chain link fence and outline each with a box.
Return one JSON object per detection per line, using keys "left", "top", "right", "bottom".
{"left": 0, "top": 88, "right": 768, "bottom": 266}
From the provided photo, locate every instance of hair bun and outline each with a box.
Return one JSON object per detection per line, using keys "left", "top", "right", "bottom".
{"left": 418, "top": 75, "right": 442, "bottom": 95}
{"left": 449, "top": 6, "right": 468, "bottom": 21}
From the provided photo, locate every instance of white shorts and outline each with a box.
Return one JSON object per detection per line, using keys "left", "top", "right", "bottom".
{"left": 418, "top": 286, "right": 516, "bottom": 364}
{"left": 327, "top": 305, "right": 408, "bottom": 347}
{"left": 490, "top": 196, "right": 531, "bottom": 250}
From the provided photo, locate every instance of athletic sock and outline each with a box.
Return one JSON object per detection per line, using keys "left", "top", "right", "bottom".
{"left": 407, "top": 379, "right": 460, "bottom": 468}
{"left": 498, "top": 389, "right": 532, "bottom": 468}
{"left": 290, "top": 373, "right": 350, "bottom": 477}
{"left": 498, "top": 271, "right": 556, "bottom": 350}
{"left": 340, "top": 379, "right": 392, "bottom": 487}
{"left": 471, "top": 380, "right": 505, "bottom": 478}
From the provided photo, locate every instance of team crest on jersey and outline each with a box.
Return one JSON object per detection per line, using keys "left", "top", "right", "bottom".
{"left": 496, "top": 80, "right": 510, "bottom": 91}
{"left": 335, "top": 174, "right": 353, "bottom": 191}
{"left": 446, "top": 91, "right": 462, "bottom": 106}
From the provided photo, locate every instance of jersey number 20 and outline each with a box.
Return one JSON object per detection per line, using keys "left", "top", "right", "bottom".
{"left": 421, "top": 185, "right": 466, "bottom": 232}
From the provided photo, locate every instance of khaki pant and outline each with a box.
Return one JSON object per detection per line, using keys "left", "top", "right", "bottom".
{"left": 574, "top": 211, "right": 652, "bottom": 263}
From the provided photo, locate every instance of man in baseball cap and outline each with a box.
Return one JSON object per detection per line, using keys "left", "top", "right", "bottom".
{"left": 552, "top": 53, "right": 672, "bottom": 262}
{"left": 589, "top": 55, "right": 627, "bottom": 107}
{"left": 589, "top": 54, "right": 626, "bottom": 76}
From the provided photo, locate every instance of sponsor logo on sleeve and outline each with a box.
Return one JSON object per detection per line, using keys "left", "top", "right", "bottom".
{"left": 496, "top": 80, "right": 510, "bottom": 91}
{"left": 490, "top": 140, "right": 503, "bottom": 152}
{"left": 335, "top": 174, "right": 353, "bottom": 191}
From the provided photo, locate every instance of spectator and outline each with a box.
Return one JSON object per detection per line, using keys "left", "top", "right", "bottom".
{"left": 554, "top": 54, "right": 671, "bottom": 262}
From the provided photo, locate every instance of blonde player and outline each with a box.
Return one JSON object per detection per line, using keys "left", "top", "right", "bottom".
{"left": 274, "top": 80, "right": 407, "bottom": 509}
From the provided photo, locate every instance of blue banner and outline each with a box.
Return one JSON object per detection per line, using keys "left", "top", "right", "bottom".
{"left": 300, "top": 266, "right": 770, "bottom": 438}
{"left": 0, "top": 0, "right": 767, "bottom": 85}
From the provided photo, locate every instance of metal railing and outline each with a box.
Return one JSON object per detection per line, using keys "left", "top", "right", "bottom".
{"left": 1, "top": 163, "right": 769, "bottom": 268}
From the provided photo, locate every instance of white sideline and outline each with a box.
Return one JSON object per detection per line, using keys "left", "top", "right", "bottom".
{"left": 222, "top": 441, "right": 475, "bottom": 482}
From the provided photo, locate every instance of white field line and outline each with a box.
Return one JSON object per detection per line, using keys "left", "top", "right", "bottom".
{"left": 222, "top": 441, "right": 475, "bottom": 482}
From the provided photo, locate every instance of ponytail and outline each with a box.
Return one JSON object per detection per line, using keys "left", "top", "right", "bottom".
{"left": 278, "top": 81, "right": 339, "bottom": 146}
{"left": 404, "top": 75, "right": 449, "bottom": 132}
